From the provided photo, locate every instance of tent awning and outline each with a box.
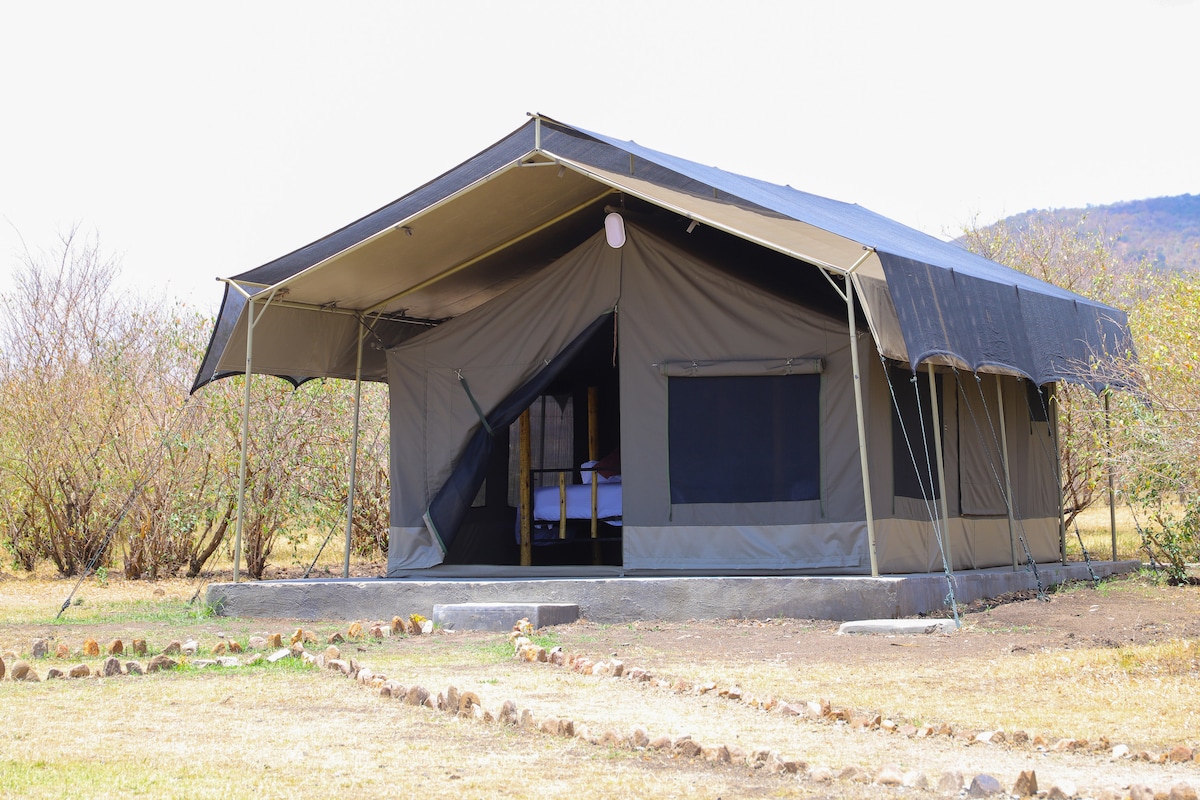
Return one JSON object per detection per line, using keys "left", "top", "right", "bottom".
{"left": 192, "top": 115, "right": 1133, "bottom": 394}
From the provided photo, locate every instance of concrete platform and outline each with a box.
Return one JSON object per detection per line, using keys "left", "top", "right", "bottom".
{"left": 205, "top": 559, "right": 1139, "bottom": 623}
{"left": 433, "top": 602, "right": 580, "bottom": 632}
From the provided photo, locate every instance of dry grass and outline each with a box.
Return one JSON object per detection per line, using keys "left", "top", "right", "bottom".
{"left": 1065, "top": 502, "right": 1157, "bottom": 562}
{"left": 4, "top": 572, "right": 1200, "bottom": 798}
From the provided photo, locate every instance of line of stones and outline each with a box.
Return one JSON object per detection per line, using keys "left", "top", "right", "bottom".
{"left": 0, "top": 615, "right": 429, "bottom": 683}
{"left": 509, "top": 631, "right": 1200, "bottom": 800}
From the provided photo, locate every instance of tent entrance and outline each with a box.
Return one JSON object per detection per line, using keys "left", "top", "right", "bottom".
{"left": 442, "top": 315, "right": 621, "bottom": 566}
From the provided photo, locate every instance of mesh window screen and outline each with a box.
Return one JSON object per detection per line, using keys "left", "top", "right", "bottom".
{"left": 668, "top": 374, "right": 820, "bottom": 505}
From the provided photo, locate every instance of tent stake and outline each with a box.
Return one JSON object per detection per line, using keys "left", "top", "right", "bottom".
{"left": 995, "top": 378, "right": 1019, "bottom": 570}
{"left": 344, "top": 320, "right": 365, "bottom": 578}
{"left": 927, "top": 364, "right": 953, "bottom": 570}
{"left": 845, "top": 272, "right": 878, "bottom": 576}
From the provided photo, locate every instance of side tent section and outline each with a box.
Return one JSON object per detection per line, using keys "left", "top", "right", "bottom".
{"left": 616, "top": 229, "right": 867, "bottom": 571}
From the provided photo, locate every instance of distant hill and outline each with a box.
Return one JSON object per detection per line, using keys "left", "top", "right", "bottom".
{"left": 995, "top": 194, "right": 1200, "bottom": 273}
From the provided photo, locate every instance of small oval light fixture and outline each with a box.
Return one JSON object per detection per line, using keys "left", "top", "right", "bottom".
{"left": 604, "top": 212, "right": 626, "bottom": 249}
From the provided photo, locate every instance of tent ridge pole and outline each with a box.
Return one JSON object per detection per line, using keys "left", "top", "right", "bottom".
{"left": 543, "top": 152, "right": 860, "bottom": 275}
{"left": 845, "top": 249, "right": 879, "bottom": 576}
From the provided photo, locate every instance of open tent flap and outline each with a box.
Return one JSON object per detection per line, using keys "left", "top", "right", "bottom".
{"left": 386, "top": 230, "right": 624, "bottom": 569}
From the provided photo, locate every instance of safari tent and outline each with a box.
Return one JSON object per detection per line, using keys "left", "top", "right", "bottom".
{"left": 194, "top": 115, "right": 1132, "bottom": 579}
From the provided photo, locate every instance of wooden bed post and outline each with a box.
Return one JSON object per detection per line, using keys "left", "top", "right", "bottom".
{"left": 519, "top": 408, "right": 532, "bottom": 566}
{"left": 588, "top": 386, "right": 602, "bottom": 564}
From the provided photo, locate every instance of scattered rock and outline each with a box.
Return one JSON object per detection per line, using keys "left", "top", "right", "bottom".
{"left": 55, "top": 643, "right": 69, "bottom": 659}
{"left": 874, "top": 765, "right": 903, "bottom": 786}
{"left": 147, "top": 655, "right": 177, "bottom": 673}
{"left": 368, "top": 625, "right": 384, "bottom": 639}
{"left": 902, "top": 771, "right": 928, "bottom": 789}
{"left": 0, "top": 654, "right": 4, "bottom": 680}
{"left": 518, "top": 709, "right": 535, "bottom": 730}
{"left": 380, "top": 680, "right": 405, "bottom": 698}
{"left": 1013, "top": 769, "right": 1038, "bottom": 797}
{"left": 83, "top": 638, "right": 100, "bottom": 657}
{"left": 215, "top": 657, "right": 240, "bottom": 668}
{"left": 181, "top": 640, "right": 198, "bottom": 656}
{"left": 838, "top": 766, "right": 869, "bottom": 783}
{"left": 674, "top": 738, "right": 702, "bottom": 758}
{"left": 106, "top": 639, "right": 123, "bottom": 656}
{"left": 390, "top": 616, "right": 404, "bottom": 635}
{"left": 162, "top": 640, "right": 182, "bottom": 655}
{"left": 266, "top": 634, "right": 282, "bottom": 649}
{"left": 356, "top": 668, "right": 375, "bottom": 684}
{"left": 1047, "top": 779, "right": 1077, "bottom": 799}
{"left": 125, "top": 662, "right": 143, "bottom": 676}
{"left": 809, "top": 766, "right": 833, "bottom": 782}
{"left": 648, "top": 735, "right": 673, "bottom": 750}
{"left": 1128, "top": 784, "right": 1155, "bottom": 800}
{"left": 211, "top": 641, "right": 226, "bottom": 656}
{"left": 701, "top": 744, "right": 731, "bottom": 763}
{"left": 131, "top": 639, "right": 147, "bottom": 656}
{"left": 1052, "top": 738, "right": 1078, "bottom": 752}
{"left": 69, "top": 663, "right": 90, "bottom": 678}
{"left": 630, "top": 727, "right": 649, "bottom": 748}
{"left": 32, "top": 639, "right": 50, "bottom": 658}
{"left": 968, "top": 774, "right": 1004, "bottom": 797}
{"left": 457, "top": 691, "right": 480, "bottom": 717}
{"left": 498, "top": 700, "right": 518, "bottom": 725}
{"left": 12, "top": 661, "right": 39, "bottom": 681}
{"left": 548, "top": 646, "right": 565, "bottom": 666}
{"left": 323, "top": 645, "right": 341, "bottom": 661}
{"left": 609, "top": 658, "right": 625, "bottom": 678}
{"left": 228, "top": 641, "right": 242, "bottom": 654}
{"left": 405, "top": 685, "right": 430, "bottom": 707}
{"left": 348, "top": 622, "right": 363, "bottom": 640}
{"left": 1169, "top": 783, "right": 1199, "bottom": 800}
{"left": 102, "top": 656, "right": 122, "bottom": 677}
{"left": 1110, "top": 744, "right": 1131, "bottom": 759}
{"left": 247, "top": 636, "right": 266, "bottom": 650}
{"left": 937, "top": 771, "right": 964, "bottom": 793}
{"left": 46, "top": 667, "right": 64, "bottom": 679}
{"left": 1169, "top": 745, "right": 1195, "bottom": 763}
{"left": 266, "top": 648, "right": 293, "bottom": 664}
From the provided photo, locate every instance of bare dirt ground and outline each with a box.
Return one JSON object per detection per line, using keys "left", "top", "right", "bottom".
{"left": 3, "top": 570, "right": 1200, "bottom": 799}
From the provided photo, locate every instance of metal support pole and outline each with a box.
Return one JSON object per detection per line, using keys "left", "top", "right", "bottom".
{"left": 1105, "top": 390, "right": 1117, "bottom": 561}
{"left": 995, "top": 377, "right": 1018, "bottom": 569}
{"left": 232, "top": 299, "right": 256, "bottom": 583}
{"left": 1051, "top": 388, "right": 1067, "bottom": 565}
{"left": 343, "top": 321, "right": 365, "bottom": 579}
{"left": 927, "top": 364, "right": 953, "bottom": 569}
{"left": 846, "top": 280, "right": 879, "bottom": 576}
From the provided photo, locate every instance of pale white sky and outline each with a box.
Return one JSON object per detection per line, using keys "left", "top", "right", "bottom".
{"left": 2, "top": 1, "right": 1196, "bottom": 311}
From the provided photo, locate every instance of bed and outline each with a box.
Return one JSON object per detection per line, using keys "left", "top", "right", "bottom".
{"left": 521, "top": 460, "right": 622, "bottom": 545}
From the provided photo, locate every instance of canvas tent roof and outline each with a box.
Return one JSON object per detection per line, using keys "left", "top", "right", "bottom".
{"left": 193, "top": 115, "right": 1132, "bottom": 394}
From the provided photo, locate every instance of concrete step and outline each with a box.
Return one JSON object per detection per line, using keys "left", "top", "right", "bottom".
{"left": 433, "top": 602, "right": 580, "bottom": 632}
{"left": 837, "top": 618, "right": 957, "bottom": 635}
